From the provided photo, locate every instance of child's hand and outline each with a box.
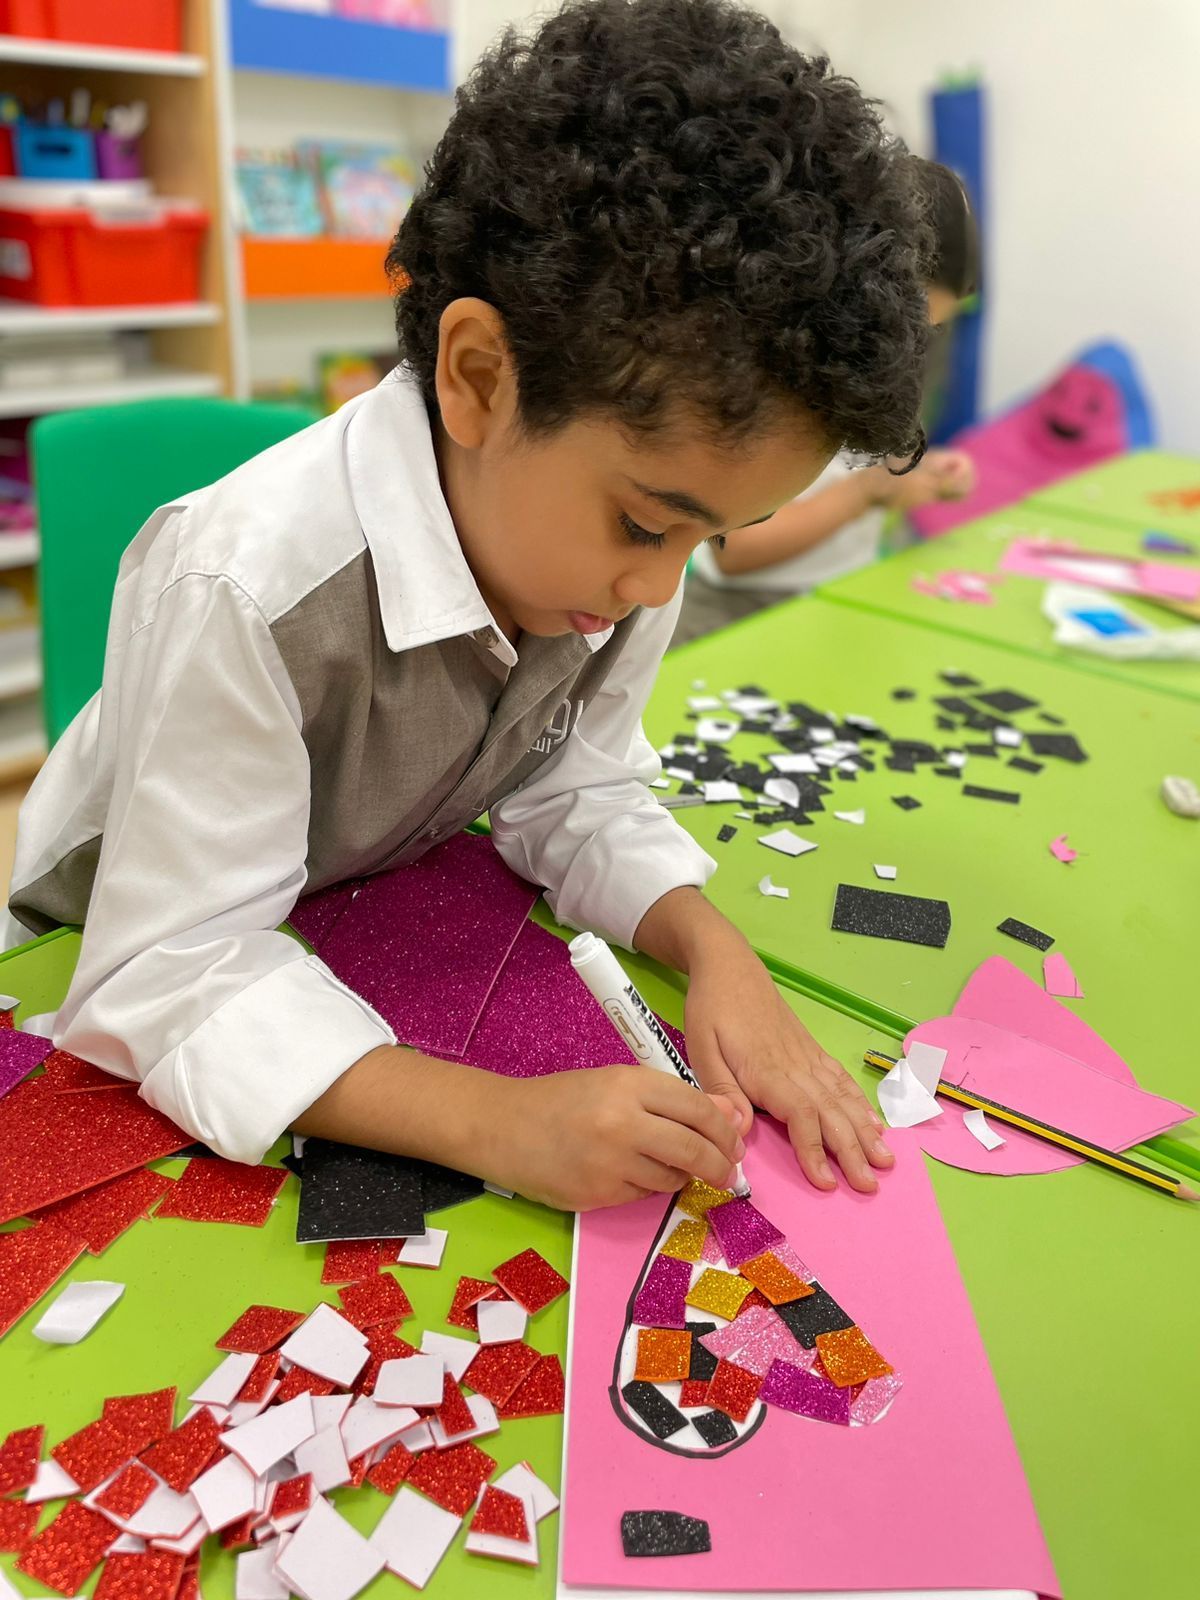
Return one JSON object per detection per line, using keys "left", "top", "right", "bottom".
{"left": 683, "top": 938, "right": 893, "bottom": 1193}
{"left": 927, "top": 447, "right": 976, "bottom": 500}
{"left": 496, "top": 1067, "right": 745, "bottom": 1212}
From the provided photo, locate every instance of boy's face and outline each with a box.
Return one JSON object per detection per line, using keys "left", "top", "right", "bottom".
{"left": 436, "top": 302, "right": 834, "bottom": 639}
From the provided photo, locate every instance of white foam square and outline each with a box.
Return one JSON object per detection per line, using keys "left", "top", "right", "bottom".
{"left": 370, "top": 1487, "right": 460, "bottom": 1589}
{"left": 274, "top": 1495, "right": 385, "bottom": 1600}
{"left": 278, "top": 1304, "right": 368, "bottom": 1386}
{"left": 475, "top": 1300, "right": 528, "bottom": 1346}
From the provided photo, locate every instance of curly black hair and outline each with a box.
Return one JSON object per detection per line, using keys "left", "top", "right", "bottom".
{"left": 389, "top": 0, "right": 931, "bottom": 461}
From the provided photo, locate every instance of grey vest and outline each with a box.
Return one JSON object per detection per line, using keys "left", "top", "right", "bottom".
{"left": 10, "top": 547, "right": 639, "bottom": 933}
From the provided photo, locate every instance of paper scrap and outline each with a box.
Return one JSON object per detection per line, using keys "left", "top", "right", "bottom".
{"left": 1043, "top": 952, "right": 1084, "bottom": 998}
{"left": 833, "top": 808, "right": 865, "bottom": 824}
{"left": 32, "top": 1280, "right": 124, "bottom": 1344}
{"left": 877, "top": 1055, "right": 944, "bottom": 1130}
{"left": 696, "top": 719, "right": 741, "bottom": 744}
{"left": 763, "top": 776, "right": 801, "bottom": 808}
{"left": 873, "top": 864, "right": 897, "bottom": 880}
{"left": 758, "top": 829, "right": 818, "bottom": 858}
{"left": 394, "top": 1228, "right": 448, "bottom": 1269}
{"left": 702, "top": 780, "right": 743, "bottom": 803}
{"left": 963, "top": 1109, "right": 1007, "bottom": 1151}
{"left": 757, "top": 875, "right": 789, "bottom": 899}
{"left": 768, "top": 752, "right": 818, "bottom": 774}
{"left": 1049, "top": 834, "right": 1078, "bottom": 864}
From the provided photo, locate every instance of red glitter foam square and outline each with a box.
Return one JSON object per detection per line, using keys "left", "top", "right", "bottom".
{"left": 337, "top": 1273, "right": 414, "bottom": 1330}
{"left": 268, "top": 1473, "right": 313, "bottom": 1523}
{"left": 353, "top": 1328, "right": 418, "bottom": 1397}
{"left": 95, "top": 1461, "right": 157, "bottom": 1519}
{"left": 0, "top": 1075, "right": 190, "bottom": 1225}
{"left": 321, "top": 1238, "right": 385, "bottom": 1285}
{"left": 139, "top": 1408, "right": 221, "bottom": 1493}
{"left": 366, "top": 1441, "right": 416, "bottom": 1494}
{"left": 53, "top": 1412, "right": 146, "bottom": 1494}
{"left": 347, "top": 1452, "right": 371, "bottom": 1489}
{"left": 42, "top": 1051, "right": 121, "bottom": 1092}
{"left": 433, "top": 1372, "right": 476, "bottom": 1439}
{"left": 34, "top": 1168, "right": 175, "bottom": 1256}
{"left": 408, "top": 1441, "right": 496, "bottom": 1516}
{"left": 464, "top": 1341, "right": 540, "bottom": 1406}
{"left": 178, "top": 1566, "right": 200, "bottom": 1600}
{"left": 215, "top": 1305, "right": 305, "bottom": 1353}
{"left": 234, "top": 1351, "right": 281, "bottom": 1406}
{"left": 679, "top": 1379, "right": 711, "bottom": 1410}
{"left": 0, "top": 1220, "right": 87, "bottom": 1337}
{"left": 492, "top": 1248, "right": 569, "bottom": 1314}
{"left": 154, "top": 1157, "right": 288, "bottom": 1228}
{"left": 0, "top": 1423, "right": 44, "bottom": 1495}
{"left": 446, "top": 1276, "right": 503, "bottom": 1331}
{"left": 102, "top": 1388, "right": 177, "bottom": 1441}
{"left": 0, "top": 1498, "right": 39, "bottom": 1553}
{"left": 17, "top": 1501, "right": 116, "bottom": 1595}
{"left": 94, "top": 1549, "right": 186, "bottom": 1600}
{"left": 273, "top": 1365, "right": 336, "bottom": 1404}
{"left": 707, "top": 1359, "right": 762, "bottom": 1423}
{"left": 496, "top": 1354, "right": 565, "bottom": 1419}
{"left": 471, "top": 1485, "right": 529, "bottom": 1542}
{"left": 219, "top": 1514, "right": 257, "bottom": 1550}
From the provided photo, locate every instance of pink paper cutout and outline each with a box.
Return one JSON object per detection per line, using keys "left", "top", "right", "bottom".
{"left": 904, "top": 958, "right": 1192, "bottom": 1176}
{"left": 1000, "top": 538, "right": 1200, "bottom": 603}
{"left": 1049, "top": 834, "right": 1077, "bottom": 864}
{"left": 0, "top": 1029, "right": 53, "bottom": 1100}
{"left": 1043, "top": 953, "right": 1084, "bottom": 999}
{"left": 312, "top": 834, "right": 539, "bottom": 1058}
{"left": 565, "top": 1120, "right": 1059, "bottom": 1595}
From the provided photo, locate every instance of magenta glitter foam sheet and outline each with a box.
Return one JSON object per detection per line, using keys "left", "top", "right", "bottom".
{"left": 0, "top": 1029, "right": 54, "bottom": 1100}
{"left": 309, "top": 834, "right": 540, "bottom": 1059}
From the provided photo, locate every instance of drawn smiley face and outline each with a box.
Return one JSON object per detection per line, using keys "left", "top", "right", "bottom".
{"left": 1030, "top": 366, "right": 1126, "bottom": 459}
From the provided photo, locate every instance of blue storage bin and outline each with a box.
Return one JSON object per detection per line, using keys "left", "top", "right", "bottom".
{"left": 16, "top": 124, "right": 96, "bottom": 181}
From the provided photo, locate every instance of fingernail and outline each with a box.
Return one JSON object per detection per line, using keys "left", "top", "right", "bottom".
{"left": 868, "top": 1110, "right": 884, "bottom": 1128}
{"left": 818, "top": 1162, "right": 834, "bottom": 1185}
{"left": 873, "top": 1140, "right": 892, "bottom": 1160}
{"left": 734, "top": 1137, "right": 746, "bottom": 1160}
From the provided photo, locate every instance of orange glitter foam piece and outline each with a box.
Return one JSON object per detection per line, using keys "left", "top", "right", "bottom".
{"left": 154, "top": 1157, "right": 288, "bottom": 1228}
{"left": 814, "top": 1325, "right": 894, "bottom": 1388}
{"left": 634, "top": 1328, "right": 692, "bottom": 1383}
{"left": 0, "top": 1423, "right": 44, "bottom": 1495}
{"left": 321, "top": 1238, "right": 385, "bottom": 1285}
{"left": 33, "top": 1168, "right": 175, "bottom": 1256}
{"left": 497, "top": 1354, "right": 565, "bottom": 1420}
{"left": 707, "top": 1359, "right": 762, "bottom": 1423}
{"left": 0, "top": 1075, "right": 190, "bottom": 1224}
{"left": 464, "top": 1340, "right": 540, "bottom": 1406}
{"left": 94, "top": 1550, "right": 186, "bottom": 1600}
{"left": 17, "top": 1501, "right": 116, "bottom": 1595}
{"left": 738, "top": 1250, "right": 815, "bottom": 1306}
{"left": 0, "top": 1498, "right": 39, "bottom": 1553}
{"left": 215, "top": 1305, "right": 306, "bottom": 1353}
{"left": 407, "top": 1440, "right": 496, "bottom": 1516}
{"left": 492, "top": 1248, "right": 569, "bottom": 1314}
{"left": 337, "top": 1273, "right": 414, "bottom": 1330}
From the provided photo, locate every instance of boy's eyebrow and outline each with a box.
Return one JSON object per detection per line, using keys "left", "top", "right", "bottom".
{"left": 628, "top": 479, "right": 773, "bottom": 529}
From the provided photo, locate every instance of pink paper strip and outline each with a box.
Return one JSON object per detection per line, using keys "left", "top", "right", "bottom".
{"left": 565, "top": 1120, "right": 1059, "bottom": 1595}
{"left": 1048, "top": 834, "right": 1077, "bottom": 864}
{"left": 313, "top": 834, "right": 539, "bottom": 1058}
{"left": 1043, "top": 953, "right": 1084, "bottom": 999}
{"left": 1000, "top": 538, "right": 1200, "bottom": 603}
{"left": 904, "top": 958, "right": 1191, "bottom": 1176}
{"left": 0, "top": 1029, "right": 53, "bottom": 1101}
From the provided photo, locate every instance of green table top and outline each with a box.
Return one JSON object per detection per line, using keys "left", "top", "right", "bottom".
{"left": 1, "top": 928, "right": 1195, "bottom": 1600}
{"left": 817, "top": 500, "right": 1200, "bottom": 703}
{"left": 650, "top": 596, "right": 1200, "bottom": 1123}
{"left": 1029, "top": 448, "right": 1200, "bottom": 544}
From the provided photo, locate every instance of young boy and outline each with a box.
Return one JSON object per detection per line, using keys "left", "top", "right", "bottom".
{"left": 5, "top": 0, "right": 932, "bottom": 1212}
{"left": 677, "top": 161, "right": 979, "bottom": 643}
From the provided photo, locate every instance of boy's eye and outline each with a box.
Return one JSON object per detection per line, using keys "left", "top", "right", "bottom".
{"left": 707, "top": 534, "right": 727, "bottom": 551}
{"left": 618, "top": 511, "right": 665, "bottom": 548}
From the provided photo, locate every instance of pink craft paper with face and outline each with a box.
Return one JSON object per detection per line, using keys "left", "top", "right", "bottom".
{"left": 564, "top": 1119, "right": 1059, "bottom": 1595}
{"left": 999, "top": 540, "right": 1200, "bottom": 603}
{"left": 903, "top": 958, "right": 1193, "bottom": 1176}
{"left": 910, "top": 364, "right": 1127, "bottom": 539}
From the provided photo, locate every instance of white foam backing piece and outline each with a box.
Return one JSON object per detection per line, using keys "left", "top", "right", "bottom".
{"left": 224, "top": 1393, "right": 315, "bottom": 1478}
{"left": 32, "top": 1281, "right": 125, "bottom": 1345}
{"left": 236, "top": 1543, "right": 290, "bottom": 1599}
{"left": 464, "top": 1480, "right": 539, "bottom": 1566}
{"left": 188, "top": 1351, "right": 258, "bottom": 1408}
{"left": 374, "top": 1353, "right": 444, "bottom": 1408}
{"left": 476, "top": 1299, "right": 528, "bottom": 1346}
{"left": 340, "top": 1397, "right": 419, "bottom": 1461}
{"left": 494, "top": 1461, "right": 559, "bottom": 1522}
{"left": 429, "top": 1392, "right": 498, "bottom": 1449}
{"left": 420, "top": 1329, "right": 477, "bottom": 1381}
{"left": 395, "top": 1228, "right": 448, "bottom": 1268}
{"left": 293, "top": 1425, "right": 350, "bottom": 1494}
{"left": 274, "top": 1494, "right": 385, "bottom": 1600}
{"left": 191, "top": 1455, "right": 259, "bottom": 1534}
{"left": 370, "top": 1487, "right": 461, "bottom": 1589}
{"left": 278, "top": 1303, "right": 368, "bottom": 1386}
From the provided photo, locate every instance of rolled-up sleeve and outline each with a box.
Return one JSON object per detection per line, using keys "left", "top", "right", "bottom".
{"left": 54, "top": 569, "right": 395, "bottom": 1163}
{"left": 490, "top": 585, "right": 715, "bottom": 948}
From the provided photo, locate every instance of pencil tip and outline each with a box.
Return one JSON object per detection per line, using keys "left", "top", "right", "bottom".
{"left": 1177, "top": 1184, "right": 1200, "bottom": 1202}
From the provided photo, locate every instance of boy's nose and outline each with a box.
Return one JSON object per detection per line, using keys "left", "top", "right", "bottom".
{"left": 614, "top": 558, "right": 688, "bottom": 612}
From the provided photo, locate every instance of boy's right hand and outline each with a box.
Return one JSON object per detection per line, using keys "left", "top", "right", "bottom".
{"left": 493, "top": 1067, "right": 746, "bottom": 1212}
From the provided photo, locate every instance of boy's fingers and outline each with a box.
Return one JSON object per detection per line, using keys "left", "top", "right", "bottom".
{"left": 686, "top": 1035, "right": 755, "bottom": 1132}
{"left": 640, "top": 1115, "right": 741, "bottom": 1193}
{"left": 641, "top": 1074, "right": 746, "bottom": 1163}
{"left": 785, "top": 1104, "right": 836, "bottom": 1190}
{"left": 815, "top": 1096, "right": 878, "bottom": 1194}
{"left": 627, "top": 1155, "right": 691, "bottom": 1195}
{"left": 818, "top": 1061, "right": 894, "bottom": 1168}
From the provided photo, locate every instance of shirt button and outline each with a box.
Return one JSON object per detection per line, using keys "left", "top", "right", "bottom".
{"left": 428, "top": 826, "right": 441, "bottom": 839}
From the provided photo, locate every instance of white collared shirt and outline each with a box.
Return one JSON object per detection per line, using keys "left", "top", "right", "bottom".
{"left": 4, "top": 373, "right": 714, "bottom": 1162}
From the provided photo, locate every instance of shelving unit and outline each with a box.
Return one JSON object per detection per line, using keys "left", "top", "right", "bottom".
{"left": 241, "top": 236, "right": 392, "bottom": 301}
{"left": 0, "top": 0, "right": 242, "bottom": 783}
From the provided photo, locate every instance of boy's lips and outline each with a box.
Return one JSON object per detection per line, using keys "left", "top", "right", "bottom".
{"left": 566, "top": 611, "right": 615, "bottom": 635}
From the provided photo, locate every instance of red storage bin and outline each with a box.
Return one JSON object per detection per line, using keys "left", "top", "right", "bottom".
{"left": 0, "top": 198, "right": 208, "bottom": 307}
{"left": 0, "top": 0, "right": 182, "bottom": 53}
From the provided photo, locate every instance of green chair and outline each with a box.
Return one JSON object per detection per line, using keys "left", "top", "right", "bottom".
{"left": 32, "top": 396, "right": 317, "bottom": 745}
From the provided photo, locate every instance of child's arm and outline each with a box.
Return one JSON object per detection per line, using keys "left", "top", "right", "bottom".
{"left": 711, "top": 469, "right": 888, "bottom": 576}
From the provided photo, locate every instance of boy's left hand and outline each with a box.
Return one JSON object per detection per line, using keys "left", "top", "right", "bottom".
{"left": 683, "top": 936, "right": 893, "bottom": 1193}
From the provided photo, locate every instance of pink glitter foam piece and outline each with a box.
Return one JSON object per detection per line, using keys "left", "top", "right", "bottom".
{"left": 699, "top": 1229, "right": 725, "bottom": 1265}
{"left": 760, "top": 1359, "right": 851, "bottom": 1424}
{"left": 314, "top": 834, "right": 539, "bottom": 1058}
{"left": 461, "top": 920, "right": 689, "bottom": 1078}
{"left": 770, "top": 1242, "right": 814, "bottom": 1283}
{"left": 705, "top": 1197, "right": 783, "bottom": 1269}
{"left": 0, "top": 1029, "right": 54, "bottom": 1101}
{"left": 850, "top": 1373, "right": 904, "bottom": 1426}
{"left": 699, "top": 1305, "right": 773, "bottom": 1358}
{"left": 730, "top": 1312, "right": 811, "bottom": 1378}
{"left": 631, "top": 1255, "right": 692, "bottom": 1331}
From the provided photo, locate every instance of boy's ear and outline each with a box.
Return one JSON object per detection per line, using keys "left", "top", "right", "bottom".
{"left": 435, "top": 298, "right": 517, "bottom": 448}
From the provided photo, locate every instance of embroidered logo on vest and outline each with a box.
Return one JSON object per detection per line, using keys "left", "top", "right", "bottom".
{"left": 531, "top": 697, "right": 583, "bottom": 755}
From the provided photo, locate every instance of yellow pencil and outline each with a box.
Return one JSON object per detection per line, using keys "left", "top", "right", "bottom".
{"left": 862, "top": 1049, "right": 1199, "bottom": 1202}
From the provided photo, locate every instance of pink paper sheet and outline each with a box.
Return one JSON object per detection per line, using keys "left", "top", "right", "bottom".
{"left": 309, "top": 834, "right": 540, "bottom": 1058}
{"left": 904, "top": 958, "right": 1192, "bottom": 1176}
{"left": 1000, "top": 538, "right": 1200, "bottom": 603}
{"left": 1043, "top": 953, "right": 1083, "bottom": 998}
{"left": 564, "top": 1119, "right": 1059, "bottom": 1595}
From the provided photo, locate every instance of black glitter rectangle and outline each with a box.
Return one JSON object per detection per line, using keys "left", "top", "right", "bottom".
{"left": 974, "top": 689, "right": 1038, "bottom": 714}
{"left": 774, "top": 1284, "right": 856, "bottom": 1348}
{"left": 1027, "top": 731, "right": 1088, "bottom": 763}
{"left": 693, "top": 1409, "right": 739, "bottom": 1449}
{"left": 621, "top": 1510, "right": 712, "bottom": 1556}
{"left": 935, "top": 714, "right": 958, "bottom": 731}
{"left": 962, "top": 785, "right": 1020, "bottom": 804}
{"left": 831, "top": 883, "right": 951, "bottom": 949}
{"left": 940, "top": 671, "right": 981, "bottom": 688}
{"left": 296, "top": 1139, "right": 427, "bottom": 1242}
{"left": 688, "top": 1325, "right": 719, "bottom": 1382}
{"left": 964, "top": 742, "right": 998, "bottom": 757}
{"left": 933, "top": 766, "right": 962, "bottom": 779}
{"left": 716, "top": 824, "right": 737, "bottom": 843}
{"left": 621, "top": 1381, "right": 689, "bottom": 1440}
{"left": 891, "top": 688, "right": 917, "bottom": 701}
{"left": 891, "top": 795, "right": 922, "bottom": 811}
{"left": 1037, "top": 711, "right": 1066, "bottom": 726}
{"left": 997, "top": 917, "right": 1054, "bottom": 951}
{"left": 1007, "top": 756, "right": 1044, "bottom": 774}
